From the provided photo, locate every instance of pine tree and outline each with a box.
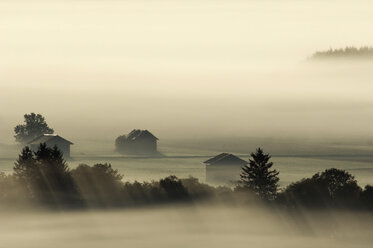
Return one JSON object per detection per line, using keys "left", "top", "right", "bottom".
{"left": 14, "top": 143, "right": 81, "bottom": 207}
{"left": 240, "top": 148, "right": 279, "bottom": 200}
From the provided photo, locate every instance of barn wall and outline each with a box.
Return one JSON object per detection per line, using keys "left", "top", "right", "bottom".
{"left": 206, "top": 164, "right": 243, "bottom": 184}
{"left": 128, "top": 139, "right": 157, "bottom": 154}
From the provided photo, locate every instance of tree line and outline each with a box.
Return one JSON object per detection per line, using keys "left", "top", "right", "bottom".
{"left": 1, "top": 144, "right": 373, "bottom": 211}
{"left": 7, "top": 112, "right": 373, "bottom": 210}
{"left": 311, "top": 46, "right": 373, "bottom": 59}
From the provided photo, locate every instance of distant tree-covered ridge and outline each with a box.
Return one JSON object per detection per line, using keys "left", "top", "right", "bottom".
{"left": 311, "top": 46, "right": 373, "bottom": 60}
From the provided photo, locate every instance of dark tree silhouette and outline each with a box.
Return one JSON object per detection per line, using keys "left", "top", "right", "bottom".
{"left": 279, "top": 177, "right": 331, "bottom": 208}
{"left": 361, "top": 185, "right": 373, "bottom": 209}
{"left": 13, "top": 146, "right": 36, "bottom": 183}
{"left": 312, "top": 168, "right": 361, "bottom": 207}
{"left": 240, "top": 148, "right": 279, "bottom": 200}
{"left": 14, "top": 113, "right": 54, "bottom": 144}
{"left": 313, "top": 168, "right": 359, "bottom": 198}
{"left": 73, "top": 163, "right": 123, "bottom": 183}
{"left": 115, "top": 135, "right": 128, "bottom": 154}
{"left": 279, "top": 168, "right": 362, "bottom": 208}
{"left": 159, "top": 175, "right": 189, "bottom": 200}
{"left": 71, "top": 163, "right": 124, "bottom": 207}
{"left": 312, "top": 46, "right": 373, "bottom": 60}
{"left": 14, "top": 143, "right": 80, "bottom": 207}
{"left": 0, "top": 171, "right": 27, "bottom": 205}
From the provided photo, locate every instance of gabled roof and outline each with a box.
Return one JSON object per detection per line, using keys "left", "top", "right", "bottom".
{"left": 204, "top": 153, "right": 248, "bottom": 166}
{"left": 27, "top": 134, "right": 73, "bottom": 145}
{"left": 127, "top": 129, "right": 158, "bottom": 141}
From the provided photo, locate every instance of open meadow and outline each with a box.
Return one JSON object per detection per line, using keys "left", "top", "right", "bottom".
{"left": 2, "top": 138, "right": 373, "bottom": 187}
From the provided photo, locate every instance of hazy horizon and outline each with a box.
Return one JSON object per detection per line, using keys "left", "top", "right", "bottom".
{"left": 2, "top": 2, "right": 373, "bottom": 247}
{"left": 2, "top": 0, "right": 373, "bottom": 144}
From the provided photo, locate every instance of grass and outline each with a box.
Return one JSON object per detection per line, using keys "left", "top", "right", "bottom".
{"left": 1, "top": 154, "right": 373, "bottom": 187}
{"left": 1, "top": 138, "right": 373, "bottom": 187}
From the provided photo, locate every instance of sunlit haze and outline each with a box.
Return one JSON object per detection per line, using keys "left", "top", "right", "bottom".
{"left": 1, "top": 2, "right": 373, "bottom": 247}
{"left": 2, "top": 0, "right": 373, "bottom": 143}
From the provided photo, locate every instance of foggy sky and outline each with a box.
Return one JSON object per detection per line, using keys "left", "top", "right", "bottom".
{"left": 1, "top": 0, "right": 373, "bottom": 143}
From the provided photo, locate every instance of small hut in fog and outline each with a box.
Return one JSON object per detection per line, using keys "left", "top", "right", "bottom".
{"left": 126, "top": 129, "right": 158, "bottom": 154}
{"left": 28, "top": 134, "right": 73, "bottom": 159}
{"left": 203, "top": 153, "right": 248, "bottom": 184}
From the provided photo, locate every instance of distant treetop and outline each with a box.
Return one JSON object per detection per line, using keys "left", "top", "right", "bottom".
{"left": 14, "top": 113, "right": 54, "bottom": 144}
{"left": 311, "top": 46, "right": 373, "bottom": 60}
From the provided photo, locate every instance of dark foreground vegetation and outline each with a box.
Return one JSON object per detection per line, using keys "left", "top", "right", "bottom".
{"left": 1, "top": 144, "right": 373, "bottom": 211}
{"left": 311, "top": 46, "right": 373, "bottom": 60}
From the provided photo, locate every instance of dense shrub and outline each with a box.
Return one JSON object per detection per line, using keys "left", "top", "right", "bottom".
{"left": 278, "top": 178, "right": 331, "bottom": 208}
{"left": 0, "top": 172, "right": 30, "bottom": 207}
{"left": 360, "top": 185, "right": 373, "bottom": 210}
{"left": 180, "top": 177, "right": 215, "bottom": 199}
{"left": 71, "top": 163, "right": 124, "bottom": 207}
{"left": 4, "top": 145, "right": 373, "bottom": 211}
{"left": 115, "top": 135, "right": 128, "bottom": 154}
{"left": 278, "top": 168, "right": 362, "bottom": 209}
{"left": 159, "top": 175, "right": 189, "bottom": 200}
{"left": 14, "top": 144, "right": 81, "bottom": 207}
{"left": 122, "top": 181, "right": 163, "bottom": 205}
{"left": 71, "top": 166, "right": 217, "bottom": 207}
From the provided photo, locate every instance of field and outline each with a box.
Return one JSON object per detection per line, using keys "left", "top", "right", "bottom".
{"left": 2, "top": 138, "right": 373, "bottom": 187}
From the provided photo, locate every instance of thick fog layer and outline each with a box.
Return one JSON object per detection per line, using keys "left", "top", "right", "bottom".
{"left": 1, "top": 0, "right": 373, "bottom": 143}
{"left": 2, "top": 2, "right": 373, "bottom": 247}
{"left": 1, "top": 205, "right": 373, "bottom": 248}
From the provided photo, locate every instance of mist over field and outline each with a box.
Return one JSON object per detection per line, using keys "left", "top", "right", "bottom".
{"left": 2, "top": 0, "right": 373, "bottom": 195}
{"left": 1, "top": 1, "right": 373, "bottom": 247}
{"left": 1, "top": 0, "right": 373, "bottom": 145}
{"left": 2, "top": 205, "right": 373, "bottom": 248}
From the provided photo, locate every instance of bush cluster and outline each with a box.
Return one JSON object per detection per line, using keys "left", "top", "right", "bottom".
{"left": 0, "top": 144, "right": 224, "bottom": 209}
{"left": 277, "top": 168, "right": 372, "bottom": 210}
{"left": 1, "top": 144, "right": 373, "bottom": 211}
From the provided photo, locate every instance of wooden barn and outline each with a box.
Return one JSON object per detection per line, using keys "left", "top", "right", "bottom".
{"left": 28, "top": 134, "right": 73, "bottom": 159}
{"left": 203, "top": 153, "right": 248, "bottom": 184}
{"left": 126, "top": 129, "right": 158, "bottom": 154}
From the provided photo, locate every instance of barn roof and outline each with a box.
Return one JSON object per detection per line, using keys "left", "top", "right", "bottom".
{"left": 204, "top": 153, "right": 248, "bottom": 166}
{"left": 27, "top": 134, "right": 73, "bottom": 145}
{"left": 127, "top": 129, "right": 158, "bottom": 141}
